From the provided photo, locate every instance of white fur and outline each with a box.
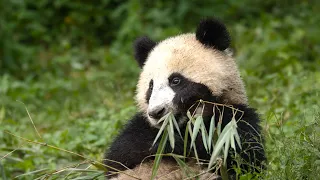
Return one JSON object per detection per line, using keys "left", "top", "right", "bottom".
{"left": 147, "top": 80, "right": 175, "bottom": 126}
{"left": 136, "top": 34, "right": 248, "bottom": 116}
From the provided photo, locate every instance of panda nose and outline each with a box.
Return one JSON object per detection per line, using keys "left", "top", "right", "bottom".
{"left": 148, "top": 107, "right": 166, "bottom": 120}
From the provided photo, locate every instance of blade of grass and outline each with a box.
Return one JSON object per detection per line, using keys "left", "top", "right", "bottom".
{"left": 14, "top": 168, "right": 49, "bottom": 178}
{"left": 4, "top": 131, "right": 139, "bottom": 179}
{"left": 0, "top": 162, "right": 7, "bottom": 180}
{"left": 16, "top": 101, "right": 43, "bottom": 141}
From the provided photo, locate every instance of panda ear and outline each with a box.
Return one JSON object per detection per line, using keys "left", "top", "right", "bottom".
{"left": 196, "top": 18, "right": 231, "bottom": 51}
{"left": 134, "top": 36, "right": 157, "bottom": 68}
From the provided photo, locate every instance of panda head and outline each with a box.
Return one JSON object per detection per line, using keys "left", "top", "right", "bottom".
{"left": 134, "top": 18, "right": 248, "bottom": 127}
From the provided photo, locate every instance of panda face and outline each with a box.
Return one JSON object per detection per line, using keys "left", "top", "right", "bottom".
{"left": 134, "top": 19, "right": 248, "bottom": 127}
{"left": 145, "top": 71, "right": 215, "bottom": 127}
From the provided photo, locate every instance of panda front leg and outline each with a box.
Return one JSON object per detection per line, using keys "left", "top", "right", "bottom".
{"left": 104, "top": 112, "right": 185, "bottom": 178}
{"left": 104, "top": 113, "right": 159, "bottom": 176}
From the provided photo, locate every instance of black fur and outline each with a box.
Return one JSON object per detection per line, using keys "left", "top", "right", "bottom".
{"left": 145, "top": 80, "right": 153, "bottom": 103}
{"left": 104, "top": 76, "right": 266, "bottom": 178}
{"left": 133, "top": 36, "right": 157, "bottom": 67}
{"left": 104, "top": 113, "right": 158, "bottom": 172}
{"left": 104, "top": 19, "right": 265, "bottom": 178}
{"left": 169, "top": 73, "right": 217, "bottom": 116}
{"left": 104, "top": 106, "right": 265, "bottom": 177}
{"left": 196, "top": 18, "right": 231, "bottom": 51}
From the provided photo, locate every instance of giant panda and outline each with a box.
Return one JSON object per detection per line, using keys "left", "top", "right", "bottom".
{"left": 104, "top": 18, "right": 266, "bottom": 179}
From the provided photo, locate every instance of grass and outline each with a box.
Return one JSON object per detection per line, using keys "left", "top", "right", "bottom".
{"left": 1, "top": 3, "right": 320, "bottom": 179}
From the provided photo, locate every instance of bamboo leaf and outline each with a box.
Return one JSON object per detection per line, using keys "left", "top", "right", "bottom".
{"left": 188, "top": 122, "right": 199, "bottom": 162}
{"left": 187, "top": 110, "right": 193, "bottom": 120}
{"left": 151, "top": 130, "right": 168, "bottom": 180}
{"left": 200, "top": 119, "right": 208, "bottom": 153}
{"left": 183, "top": 123, "right": 189, "bottom": 158}
{"left": 171, "top": 114, "right": 182, "bottom": 139}
{"left": 208, "top": 123, "right": 233, "bottom": 169}
{"left": 152, "top": 117, "right": 169, "bottom": 147}
{"left": 157, "top": 112, "right": 170, "bottom": 124}
{"left": 188, "top": 121, "right": 194, "bottom": 152}
{"left": 217, "top": 120, "right": 222, "bottom": 136}
{"left": 234, "top": 129, "right": 242, "bottom": 150}
{"left": 208, "top": 114, "right": 215, "bottom": 152}
{"left": 223, "top": 133, "right": 231, "bottom": 165}
{"left": 192, "top": 141, "right": 200, "bottom": 164}
{"left": 172, "top": 156, "right": 193, "bottom": 178}
{"left": 190, "top": 116, "right": 202, "bottom": 152}
{"left": 230, "top": 132, "right": 236, "bottom": 151}
{"left": 168, "top": 118, "right": 175, "bottom": 150}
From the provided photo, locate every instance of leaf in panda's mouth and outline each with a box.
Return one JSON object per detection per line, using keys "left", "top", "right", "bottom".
{"left": 152, "top": 112, "right": 182, "bottom": 150}
{"left": 151, "top": 101, "right": 244, "bottom": 177}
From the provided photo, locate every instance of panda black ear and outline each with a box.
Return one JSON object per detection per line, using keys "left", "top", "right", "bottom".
{"left": 134, "top": 36, "right": 157, "bottom": 68}
{"left": 196, "top": 18, "right": 231, "bottom": 51}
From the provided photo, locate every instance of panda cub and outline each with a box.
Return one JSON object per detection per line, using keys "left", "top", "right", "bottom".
{"left": 104, "top": 18, "right": 266, "bottom": 179}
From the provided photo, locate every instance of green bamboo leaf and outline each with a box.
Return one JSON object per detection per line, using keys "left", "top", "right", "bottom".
{"left": 208, "top": 115, "right": 216, "bottom": 152}
{"left": 230, "top": 132, "right": 236, "bottom": 151}
{"left": 188, "top": 122, "right": 199, "bottom": 161}
{"left": 234, "top": 129, "right": 242, "bottom": 150}
{"left": 172, "top": 156, "right": 193, "bottom": 178}
{"left": 157, "top": 112, "right": 170, "bottom": 124}
{"left": 183, "top": 122, "right": 189, "bottom": 158}
{"left": 168, "top": 118, "right": 175, "bottom": 150}
{"left": 190, "top": 116, "right": 202, "bottom": 152}
{"left": 208, "top": 123, "right": 233, "bottom": 169}
{"left": 151, "top": 130, "right": 168, "bottom": 180}
{"left": 192, "top": 141, "right": 200, "bottom": 164}
{"left": 188, "top": 121, "right": 194, "bottom": 152}
{"left": 187, "top": 110, "right": 193, "bottom": 120}
{"left": 217, "top": 120, "right": 222, "bottom": 136}
{"left": 200, "top": 119, "right": 209, "bottom": 153}
{"left": 223, "top": 133, "right": 231, "bottom": 165}
{"left": 152, "top": 117, "right": 169, "bottom": 147}
{"left": 171, "top": 114, "right": 182, "bottom": 138}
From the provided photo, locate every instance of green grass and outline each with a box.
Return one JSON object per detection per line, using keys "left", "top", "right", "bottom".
{"left": 1, "top": 1, "right": 320, "bottom": 179}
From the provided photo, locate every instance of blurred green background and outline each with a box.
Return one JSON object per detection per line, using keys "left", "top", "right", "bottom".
{"left": 0, "top": 0, "right": 319, "bottom": 179}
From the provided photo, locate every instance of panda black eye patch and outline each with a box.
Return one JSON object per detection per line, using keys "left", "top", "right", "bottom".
{"left": 168, "top": 73, "right": 184, "bottom": 87}
{"left": 149, "top": 80, "right": 153, "bottom": 89}
{"left": 145, "top": 79, "right": 153, "bottom": 103}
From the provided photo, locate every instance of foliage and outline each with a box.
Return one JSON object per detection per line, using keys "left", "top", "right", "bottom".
{"left": 0, "top": 0, "right": 319, "bottom": 179}
{"left": 149, "top": 102, "right": 243, "bottom": 179}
